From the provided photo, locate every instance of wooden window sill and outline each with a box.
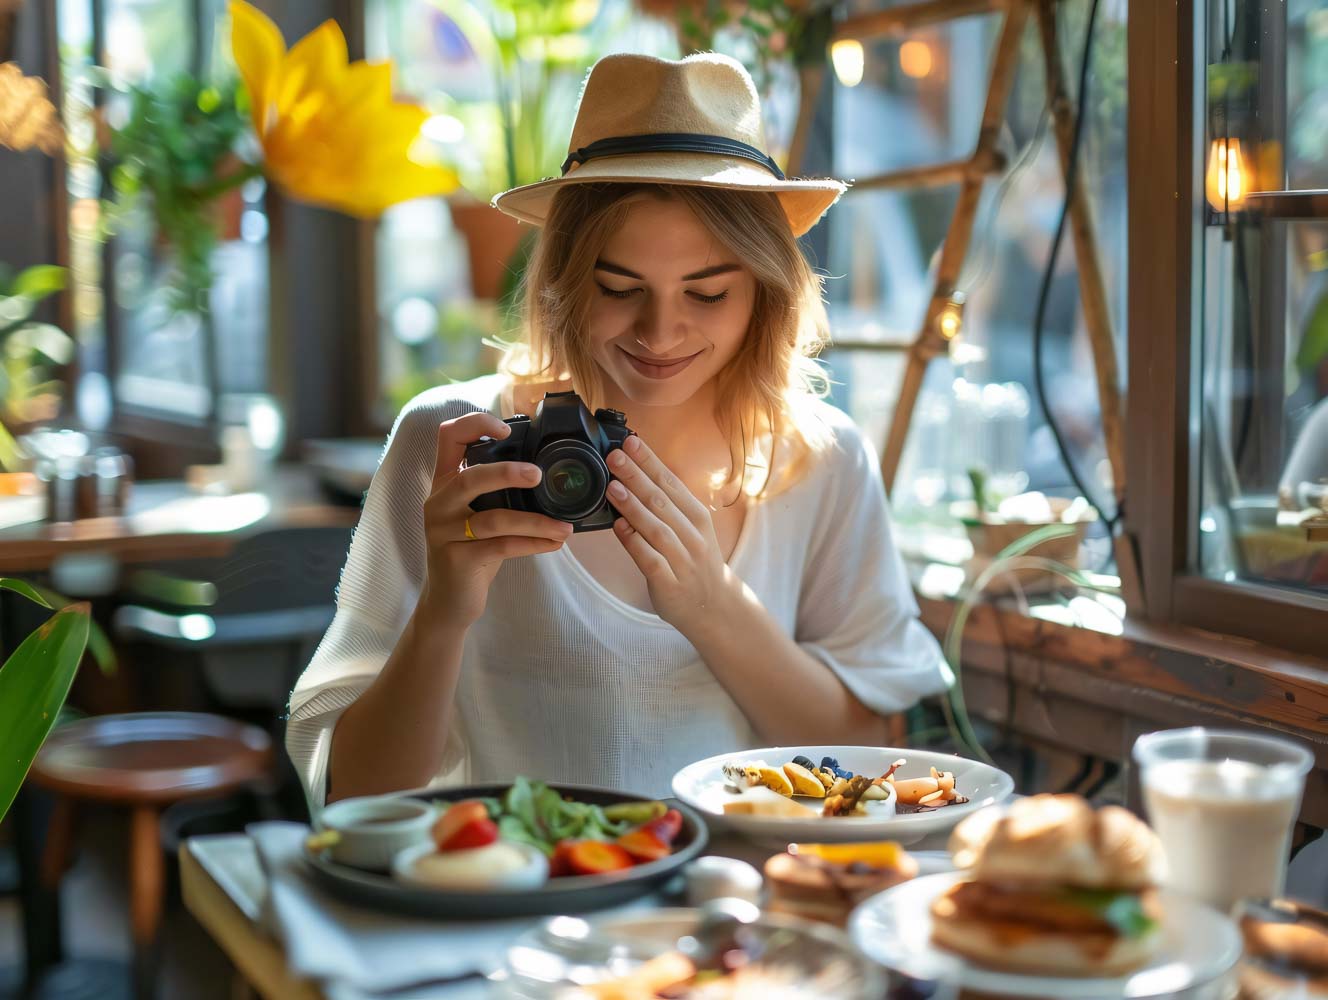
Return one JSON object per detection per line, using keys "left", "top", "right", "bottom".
{"left": 913, "top": 586, "right": 1328, "bottom": 827}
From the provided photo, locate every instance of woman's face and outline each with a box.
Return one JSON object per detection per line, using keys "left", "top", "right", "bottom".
{"left": 586, "top": 196, "right": 756, "bottom": 408}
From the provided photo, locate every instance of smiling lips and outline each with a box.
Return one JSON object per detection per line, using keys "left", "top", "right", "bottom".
{"left": 619, "top": 346, "right": 702, "bottom": 380}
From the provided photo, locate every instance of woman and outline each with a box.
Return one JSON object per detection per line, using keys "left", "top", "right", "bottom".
{"left": 288, "top": 52, "right": 948, "bottom": 807}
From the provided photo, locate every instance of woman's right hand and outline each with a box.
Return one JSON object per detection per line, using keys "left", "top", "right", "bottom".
{"left": 420, "top": 412, "right": 573, "bottom": 629}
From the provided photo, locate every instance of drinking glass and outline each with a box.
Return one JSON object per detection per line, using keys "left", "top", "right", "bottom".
{"left": 1133, "top": 728, "right": 1313, "bottom": 913}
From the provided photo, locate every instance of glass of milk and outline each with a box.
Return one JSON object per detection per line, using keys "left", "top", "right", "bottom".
{"left": 1133, "top": 728, "right": 1313, "bottom": 913}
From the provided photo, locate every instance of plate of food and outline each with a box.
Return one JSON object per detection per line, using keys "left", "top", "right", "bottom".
{"left": 671, "top": 745, "right": 1013, "bottom": 844}
{"left": 848, "top": 794, "right": 1243, "bottom": 998}
{"left": 502, "top": 903, "right": 886, "bottom": 999}
{"left": 303, "top": 777, "right": 708, "bottom": 918}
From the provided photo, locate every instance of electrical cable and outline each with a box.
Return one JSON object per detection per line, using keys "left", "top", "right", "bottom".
{"left": 1030, "top": 0, "right": 1123, "bottom": 542}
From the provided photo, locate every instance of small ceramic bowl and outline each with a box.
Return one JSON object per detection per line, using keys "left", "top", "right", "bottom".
{"left": 392, "top": 840, "right": 549, "bottom": 891}
{"left": 316, "top": 796, "right": 436, "bottom": 871}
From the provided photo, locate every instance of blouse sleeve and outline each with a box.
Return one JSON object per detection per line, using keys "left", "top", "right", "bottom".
{"left": 794, "top": 411, "right": 952, "bottom": 715}
{"left": 284, "top": 394, "right": 474, "bottom": 809}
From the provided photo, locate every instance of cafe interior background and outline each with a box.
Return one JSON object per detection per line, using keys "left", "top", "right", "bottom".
{"left": 0, "top": 0, "right": 1325, "bottom": 997}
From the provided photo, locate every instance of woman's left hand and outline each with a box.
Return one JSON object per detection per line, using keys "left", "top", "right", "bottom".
{"left": 606, "top": 435, "right": 743, "bottom": 634}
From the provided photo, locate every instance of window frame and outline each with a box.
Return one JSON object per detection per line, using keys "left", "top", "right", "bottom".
{"left": 1126, "top": 0, "right": 1328, "bottom": 658}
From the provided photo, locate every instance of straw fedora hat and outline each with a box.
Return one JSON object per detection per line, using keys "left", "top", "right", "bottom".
{"left": 491, "top": 52, "right": 847, "bottom": 237}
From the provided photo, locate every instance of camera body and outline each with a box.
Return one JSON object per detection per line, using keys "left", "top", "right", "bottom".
{"left": 464, "top": 391, "right": 635, "bottom": 532}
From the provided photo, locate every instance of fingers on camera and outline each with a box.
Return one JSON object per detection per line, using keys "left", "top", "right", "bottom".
{"left": 457, "top": 460, "right": 541, "bottom": 502}
{"left": 468, "top": 509, "right": 571, "bottom": 542}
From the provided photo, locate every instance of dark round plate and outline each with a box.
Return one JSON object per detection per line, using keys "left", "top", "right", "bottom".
{"left": 303, "top": 783, "right": 709, "bottom": 919}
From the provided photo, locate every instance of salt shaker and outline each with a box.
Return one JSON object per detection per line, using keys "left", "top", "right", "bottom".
{"left": 683, "top": 856, "right": 764, "bottom": 907}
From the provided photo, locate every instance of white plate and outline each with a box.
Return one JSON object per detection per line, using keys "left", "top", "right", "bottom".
{"left": 849, "top": 872, "right": 1243, "bottom": 999}
{"left": 671, "top": 745, "right": 1014, "bottom": 845}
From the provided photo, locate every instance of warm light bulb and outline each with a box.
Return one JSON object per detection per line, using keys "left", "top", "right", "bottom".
{"left": 899, "top": 40, "right": 933, "bottom": 79}
{"left": 1205, "top": 137, "right": 1248, "bottom": 212}
{"left": 937, "top": 298, "right": 963, "bottom": 340}
{"left": 831, "top": 39, "right": 865, "bottom": 88}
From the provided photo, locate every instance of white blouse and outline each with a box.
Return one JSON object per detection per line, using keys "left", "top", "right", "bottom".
{"left": 286, "top": 374, "right": 949, "bottom": 807}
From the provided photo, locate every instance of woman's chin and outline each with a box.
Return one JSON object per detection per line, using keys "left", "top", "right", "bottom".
{"left": 607, "top": 364, "right": 711, "bottom": 408}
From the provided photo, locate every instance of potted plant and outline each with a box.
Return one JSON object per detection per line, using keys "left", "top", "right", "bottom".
{"left": 957, "top": 467, "right": 1098, "bottom": 594}
{"left": 637, "top": 0, "right": 831, "bottom": 92}
{"left": 100, "top": 74, "right": 255, "bottom": 314}
{"left": 0, "top": 581, "right": 99, "bottom": 821}
{"left": 0, "top": 264, "right": 76, "bottom": 472}
{"left": 414, "top": 0, "right": 603, "bottom": 299}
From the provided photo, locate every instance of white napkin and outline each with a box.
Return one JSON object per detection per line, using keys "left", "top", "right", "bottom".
{"left": 247, "top": 821, "right": 552, "bottom": 996}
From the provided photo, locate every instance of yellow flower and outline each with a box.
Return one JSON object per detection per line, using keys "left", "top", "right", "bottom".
{"left": 229, "top": 0, "right": 456, "bottom": 217}
{"left": 0, "top": 63, "right": 64, "bottom": 155}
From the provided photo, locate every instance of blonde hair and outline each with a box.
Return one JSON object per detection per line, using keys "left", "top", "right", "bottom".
{"left": 500, "top": 182, "right": 833, "bottom": 498}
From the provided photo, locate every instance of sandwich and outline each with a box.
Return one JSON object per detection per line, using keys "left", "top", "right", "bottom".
{"left": 765, "top": 841, "right": 918, "bottom": 926}
{"left": 1239, "top": 899, "right": 1328, "bottom": 999}
{"left": 930, "top": 794, "right": 1164, "bottom": 977}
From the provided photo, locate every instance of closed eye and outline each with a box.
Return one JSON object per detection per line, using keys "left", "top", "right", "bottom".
{"left": 688, "top": 290, "right": 729, "bottom": 304}
{"left": 597, "top": 283, "right": 640, "bottom": 299}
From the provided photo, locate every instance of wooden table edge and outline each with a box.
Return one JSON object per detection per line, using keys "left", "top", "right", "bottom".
{"left": 178, "top": 842, "right": 326, "bottom": 1000}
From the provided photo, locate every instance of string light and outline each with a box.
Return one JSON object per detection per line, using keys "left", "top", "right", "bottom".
{"left": 937, "top": 296, "right": 964, "bottom": 341}
{"left": 830, "top": 39, "right": 865, "bottom": 88}
{"left": 899, "top": 40, "right": 933, "bottom": 79}
{"left": 1205, "top": 137, "right": 1249, "bottom": 212}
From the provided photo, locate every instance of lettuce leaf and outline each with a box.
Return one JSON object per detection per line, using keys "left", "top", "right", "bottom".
{"left": 1061, "top": 889, "right": 1158, "bottom": 939}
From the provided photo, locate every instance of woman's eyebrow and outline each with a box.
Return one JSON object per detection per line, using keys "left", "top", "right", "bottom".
{"left": 594, "top": 260, "right": 742, "bottom": 281}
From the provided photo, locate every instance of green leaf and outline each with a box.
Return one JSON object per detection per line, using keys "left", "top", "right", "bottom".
{"left": 24, "top": 582, "right": 115, "bottom": 677}
{"left": 1295, "top": 289, "right": 1328, "bottom": 375}
{"left": 0, "top": 294, "right": 36, "bottom": 334}
{"left": 0, "top": 603, "right": 92, "bottom": 820}
{"left": 1061, "top": 889, "right": 1158, "bottom": 939}
{"left": 10, "top": 266, "right": 66, "bottom": 302}
{"left": 503, "top": 775, "right": 537, "bottom": 832}
{"left": 0, "top": 579, "right": 57, "bottom": 610}
{"left": 6, "top": 323, "right": 75, "bottom": 365}
{"left": 497, "top": 813, "right": 552, "bottom": 855}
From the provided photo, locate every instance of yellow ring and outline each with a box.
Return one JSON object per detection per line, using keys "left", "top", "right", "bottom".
{"left": 464, "top": 517, "right": 477, "bottom": 541}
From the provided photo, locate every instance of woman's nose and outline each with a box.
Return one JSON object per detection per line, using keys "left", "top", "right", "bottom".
{"left": 632, "top": 297, "right": 688, "bottom": 356}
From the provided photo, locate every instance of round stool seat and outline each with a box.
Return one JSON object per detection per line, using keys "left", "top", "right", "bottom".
{"left": 29, "top": 711, "right": 272, "bottom": 804}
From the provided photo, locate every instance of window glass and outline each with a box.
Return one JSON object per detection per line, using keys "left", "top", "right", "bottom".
{"left": 1195, "top": 0, "right": 1328, "bottom": 593}
{"left": 823, "top": 2, "right": 1129, "bottom": 571}
{"left": 58, "top": 0, "right": 270, "bottom": 427}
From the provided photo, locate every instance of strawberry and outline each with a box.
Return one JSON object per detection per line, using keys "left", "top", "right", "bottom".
{"left": 549, "top": 840, "right": 578, "bottom": 878}
{"left": 431, "top": 800, "right": 489, "bottom": 850}
{"left": 561, "top": 839, "right": 634, "bottom": 876}
{"left": 638, "top": 808, "right": 683, "bottom": 846}
{"left": 615, "top": 828, "right": 670, "bottom": 863}
{"left": 439, "top": 817, "right": 498, "bottom": 852}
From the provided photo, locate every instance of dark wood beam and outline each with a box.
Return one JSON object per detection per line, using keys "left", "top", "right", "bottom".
{"left": 833, "top": 0, "right": 1006, "bottom": 43}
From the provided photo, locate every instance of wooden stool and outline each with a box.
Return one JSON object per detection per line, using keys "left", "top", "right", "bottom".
{"left": 27, "top": 712, "right": 272, "bottom": 999}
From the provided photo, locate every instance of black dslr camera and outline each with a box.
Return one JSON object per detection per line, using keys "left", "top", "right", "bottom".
{"left": 464, "top": 391, "right": 635, "bottom": 532}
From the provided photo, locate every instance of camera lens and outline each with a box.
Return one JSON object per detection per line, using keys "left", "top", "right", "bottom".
{"left": 533, "top": 441, "right": 608, "bottom": 521}
{"left": 545, "top": 458, "right": 592, "bottom": 505}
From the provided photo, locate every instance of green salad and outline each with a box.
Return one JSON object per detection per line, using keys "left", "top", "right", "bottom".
{"left": 474, "top": 776, "right": 665, "bottom": 857}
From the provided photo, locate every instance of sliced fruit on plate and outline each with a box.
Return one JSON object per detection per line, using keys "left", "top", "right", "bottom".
{"left": 556, "top": 839, "right": 635, "bottom": 876}
{"left": 639, "top": 808, "right": 683, "bottom": 845}
{"left": 439, "top": 816, "right": 499, "bottom": 852}
{"left": 784, "top": 761, "right": 827, "bottom": 798}
{"left": 616, "top": 828, "right": 671, "bottom": 863}
{"left": 756, "top": 765, "right": 794, "bottom": 797}
{"left": 615, "top": 808, "right": 684, "bottom": 862}
{"left": 431, "top": 800, "right": 489, "bottom": 849}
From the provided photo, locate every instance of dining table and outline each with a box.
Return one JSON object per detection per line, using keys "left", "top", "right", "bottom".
{"left": 0, "top": 464, "right": 360, "bottom": 574}
{"left": 178, "top": 819, "right": 1267, "bottom": 1000}
{"left": 179, "top": 823, "right": 960, "bottom": 1000}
